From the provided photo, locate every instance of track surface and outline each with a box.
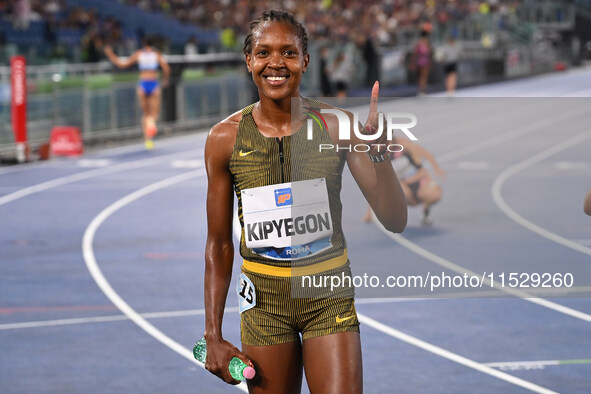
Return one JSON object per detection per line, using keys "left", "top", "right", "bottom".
{"left": 1, "top": 68, "right": 591, "bottom": 393}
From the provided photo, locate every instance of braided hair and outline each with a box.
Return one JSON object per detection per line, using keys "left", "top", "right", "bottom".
{"left": 243, "top": 10, "right": 308, "bottom": 55}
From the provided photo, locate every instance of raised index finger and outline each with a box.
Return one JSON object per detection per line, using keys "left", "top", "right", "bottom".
{"left": 368, "top": 81, "right": 380, "bottom": 124}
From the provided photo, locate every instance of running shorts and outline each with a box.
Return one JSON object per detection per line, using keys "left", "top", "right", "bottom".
{"left": 238, "top": 261, "right": 360, "bottom": 346}
{"left": 138, "top": 79, "right": 159, "bottom": 96}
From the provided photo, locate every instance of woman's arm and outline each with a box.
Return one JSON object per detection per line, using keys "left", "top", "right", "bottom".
{"left": 400, "top": 138, "right": 446, "bottom": 178}
{"left": 103, "top": 46, "right": 139, "bottom": 69}
{"left": 203, "top": 119, "right": 251, "bottom": 384}
{"left": 345, "top": 83, "right": 407, "bottom": 233}
{"left": 157, "top": 52, "right": 170, "bottom": 87}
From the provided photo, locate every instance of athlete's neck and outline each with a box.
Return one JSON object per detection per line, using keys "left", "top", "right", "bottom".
{"left": 254, "top": 95, "right": 306, "bottom": 138}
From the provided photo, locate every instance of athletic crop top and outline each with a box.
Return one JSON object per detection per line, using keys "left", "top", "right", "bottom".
{"left": 229, "top": 99, "right": 347, "bottom": 268}
{"left": 138, "top": 49, "right": 159, "bottom": 71}
{"left": 391, "top": 149, "right": 422, "bottom": 180}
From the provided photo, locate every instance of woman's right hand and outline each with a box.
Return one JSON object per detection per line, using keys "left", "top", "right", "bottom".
{"left": 204, "top": 337, "right": 253, "bottom": 385}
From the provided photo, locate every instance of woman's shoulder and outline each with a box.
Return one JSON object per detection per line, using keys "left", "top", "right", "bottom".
{"left": 205, "top": 109, "right": 244, "bottom": 162}
{"left": 210, "top": 109, "right": 242, "bottom": 136}
{"left": 207, "top": 106, "right": 254, "bottom": 146}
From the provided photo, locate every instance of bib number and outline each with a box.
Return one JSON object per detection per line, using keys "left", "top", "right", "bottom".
{"left": 237, "top": 273, "right": 256, "bottom": 313}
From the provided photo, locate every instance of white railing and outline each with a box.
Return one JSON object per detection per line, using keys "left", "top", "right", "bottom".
{"left": 0, "top": 54, "right": 250, "bottom": 158}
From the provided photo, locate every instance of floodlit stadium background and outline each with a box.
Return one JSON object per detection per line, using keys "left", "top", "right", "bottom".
{"left": 1, "top": 1, "right": 591, "bottom": 393}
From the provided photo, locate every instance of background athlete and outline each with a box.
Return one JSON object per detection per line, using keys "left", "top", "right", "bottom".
{"left": 104, "top": 36, "right": 170, "bottom": 149}
{"left": 410, "top": 29, "right": 432, "bottom": 96}
{"left": 203, "top": 10, "right": 406, "bottom": 394}
{"left": 364, "top": 137, "right": 445, "bottom": 225}
{"left": 585, "top": 187, "right": 591, "bottom": 216}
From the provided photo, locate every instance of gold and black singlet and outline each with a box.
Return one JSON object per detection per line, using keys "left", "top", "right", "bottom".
{"left": 230, "top": 100, "right": 360, "bottom": 346}
{"left": 229, "top": 99, "right": 348, "bottom": 276}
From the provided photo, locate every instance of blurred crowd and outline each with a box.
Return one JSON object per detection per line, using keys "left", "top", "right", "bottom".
{"left": 0, "top": 0, "right": 521, "bottom": 56}
{"left": 119, "top": 0, "right": 520, "bottom": 47}
{"left": 0, "top": 0, "right": 95, "bottom": 30}
{"left": 0, "top": 0, "right": 528, "bottom": 95}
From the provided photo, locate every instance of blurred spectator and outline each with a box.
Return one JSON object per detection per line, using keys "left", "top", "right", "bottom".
{"left": 361, "top": 32, "right": 379, "bottom": 88}
{"left": 411, "top": 29, "right": 432, "bottom": 96}
{"left": 319, "top": 46, "right": 333, "bottom": 96}
{"left": 184, "top": 36, "right": 199, "bottom": 55}
{"left": 44, "top": 13, "right": 57, "bottom": 46}
{"left": 329, "top": 49, "right": 354, "bottom": 98}
{"left": 82, "top": 30, "right": 103, "bottom": 63}
{"left": 440, "top": 35, "right": 462, "bottom": 96}
{"left": 0, "top": 0, "right": 535, "bottom": 72}
{"left": 220, "top": 27, "right": 237, "bottom": 51}
{"left": 14, "top": 0, "right": 33, "bottom": 30}
{"left": 43, "top": 0, "right": 62, "bottom": 15}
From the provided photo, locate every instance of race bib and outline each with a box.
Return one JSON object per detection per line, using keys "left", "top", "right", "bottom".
{"left": 241, "top": 178, "right": 333, "bottom": 260}
{"left": 236, "top": 273, "right": 256, "bottom": 313}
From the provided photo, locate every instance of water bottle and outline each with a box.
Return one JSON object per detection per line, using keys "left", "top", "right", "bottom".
{"left": 193, "top": 338, "right": 256, "bottom": 381}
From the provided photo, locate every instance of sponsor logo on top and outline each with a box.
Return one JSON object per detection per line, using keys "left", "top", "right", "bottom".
{"left": 274, "top": 188, "right": 292, "bottom": 207}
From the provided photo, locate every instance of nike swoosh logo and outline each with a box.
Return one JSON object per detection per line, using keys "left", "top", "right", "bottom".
{"left": 239, "top": 150, "right": 257, "bottom": 157}
{"left": 336, "top": 315, "right": 354, "bottom": 323}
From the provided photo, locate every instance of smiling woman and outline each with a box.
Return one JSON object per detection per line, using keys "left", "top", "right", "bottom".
{"left": 242, "top": 14, "right": 309, "bottom": 116}
{"left": 201, "top": 9, "right": 406, "bottom": 394}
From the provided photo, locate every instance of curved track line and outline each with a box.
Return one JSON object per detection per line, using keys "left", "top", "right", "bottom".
{"left": 82, "top": 169, "right": 248, "bottom": 393}
{"left": 357, "top": 313, "right": 557, "bottom": 394}
{"left": 384, "top": 229, "right": 591, "bottom": 323}
{"left": 370, "top": 102, "right": 591, "bottom": 322}
{"left": 0, "top": 134, "right": 202, "bottom": 176}
{"left": 77, "top": 146, "right": 555, "bottom": 392}
{"left": 437, "top": 103, "right": 590, "bottom": 163}
{"left": 492, "top": 131, "right": 591, "bottom": 257}
{"left": 0, "top": 307, "right": 240, "bottom": 331}
{"left": 0, "top": 149, "right": 200, "bottom": 207}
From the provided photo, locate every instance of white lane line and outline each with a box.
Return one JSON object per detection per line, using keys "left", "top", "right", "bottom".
{"left": 455, "top": 161, "right": 490, "bottom": 170}
{"left": 171, "top": 159, "right": 204, "bottom": 169}
{"left": 349, "top": 94, "right": 534, "bottom": 143}
{"left": 0, "top": 149, "right": 201, "bottom": 207}
{"left": 383, "top": 229, "right": 591, "bottom": 323}
{"left": 357, "top": 313, "right": 558, "bottom": 394}
{"left": 82, "top": 169, "right": 248, "bottom": 393}
{"left": 555, "top": 161, "right": 590, "bottom": 170}
{"left": 1, "top": 315, "right": 129, "bottom": 330}
{"left": 8, "top": 283, "right": 591, "bottom": 331}
{"left": 1, "top": 299, "right": 458, "bottom": 331}
{"left": 419, "top": 99, "right": 552, "bottom": 144}
{"left": 0, "top": 307, "right": 240, "bottom": 330}
{"left": 492, "top": 131, "right": 591, "bottom": 258}
{"left": 77, "top": 159, "right": 112, "bottom": 167}
{"left": 485, "top": 359, "right": 591, "bottom": 371}
{"left": 374, "top": 103, "right": 591, "bottom": 323}
{"left": 0, "top": 131, "right": 207, "bottom": 176}
{"left": 438, "top": 103, "right": 590, "bottom": 163}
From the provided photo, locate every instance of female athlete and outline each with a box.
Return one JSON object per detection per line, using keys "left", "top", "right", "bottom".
{"left": 104, "top": 36, "right": 170, "bottom": 149}
{"left": 364, "top": 137, "right": 445, "bottom": 225}
{"left": 203, "top": 10, "right": 407, "bottom": 393}
{"left": 411, "top": 29, "right": 432, "bottom": 96}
